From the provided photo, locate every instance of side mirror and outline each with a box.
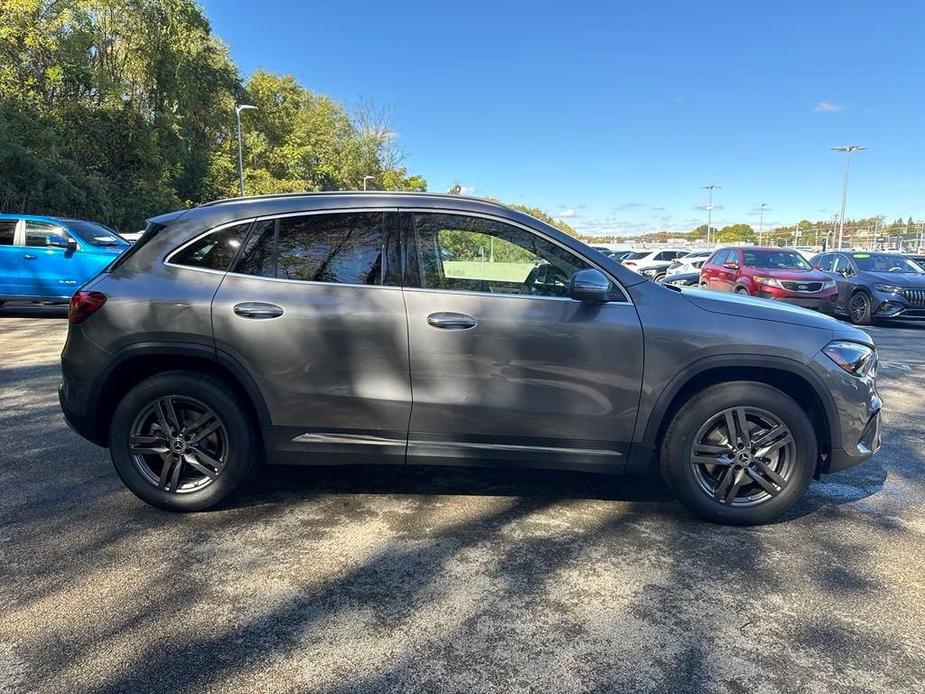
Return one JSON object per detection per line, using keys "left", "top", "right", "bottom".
{"left": 723, "top": 262, "right": 739, "bottom": 270}
{"left": 47, "top": 235, "right": 77, "bottom": 251}
{"left": 569, "top": 268, "right": 611, "bottom": 302}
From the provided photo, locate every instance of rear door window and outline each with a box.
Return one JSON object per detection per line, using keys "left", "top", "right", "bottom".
{"left": 233, "top": 212, "right": 388, "bottom": 286}
{"left": 0, "top": 220, "right": 15, "bottom": 245}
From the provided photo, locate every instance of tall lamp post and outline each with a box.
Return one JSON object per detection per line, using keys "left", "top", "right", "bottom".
{"left": 758, "top": 203, "right": 767, "bottom": 245}
{"left": 235, "top": 104, "right": 258, "bottom": 197}
{"left": 831, "top": 145, "right": 865, "bottom": 249}
{"left": 702, "top": 184, "right": 721, "bottom": 245}
{"left": 363, "top": 175, "right": 374, "bottom": 191}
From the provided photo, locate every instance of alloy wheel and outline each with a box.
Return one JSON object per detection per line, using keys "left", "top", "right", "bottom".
{"left": 849, "top": 294, "right": 869, "bottom": 323}
{"left": 689, "top": 406, "right": 796, "bottom": 507}
{"left": 129, "top": 395, "right": 229, "bottom": 493}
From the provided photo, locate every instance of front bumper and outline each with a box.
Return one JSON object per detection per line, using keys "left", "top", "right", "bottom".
{"left": 809, "top": 350, "right": 882, "bottom": 474}
{"left": 758, "top": 291, "right": 837, "bottom": 313}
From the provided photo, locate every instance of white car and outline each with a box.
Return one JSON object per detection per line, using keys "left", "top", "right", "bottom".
{"left": 667, "top": 250, "right": 712, "bottom": 276}
{"left": 621, "top": 249, "right": 687, "bottom": 272}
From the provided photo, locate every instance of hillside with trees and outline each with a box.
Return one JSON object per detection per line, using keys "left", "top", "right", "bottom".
{"left": 0, "top": 0, "right": 426, "bottom": 231}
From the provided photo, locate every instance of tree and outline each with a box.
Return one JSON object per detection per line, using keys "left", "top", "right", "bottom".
{"left": 508, "top": 204, "right": 579, "bottom": 237}
{"left": 0, "top": 1, "right": 425, "bottom": 229}
{"left": 715, "top": 224, "right": 756, "bottom": 243}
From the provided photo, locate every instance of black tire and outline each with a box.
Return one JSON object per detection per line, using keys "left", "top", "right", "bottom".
{"left": 848, "top": 290, "right": 872, "bottom": 325}
{"left": 660, "top": 381, "right": 817, "bottom": 525}
{"left": 109, "top": 371, "right": 259, "bottom": 511}
{"left": 735, "top": 287, "right": 750, "bottom": 295}
{"left": 699, "top": 282, "right": 708, "bottom": 289}
{"left": 654, "top": 273, "right": 667, "bottom": 283}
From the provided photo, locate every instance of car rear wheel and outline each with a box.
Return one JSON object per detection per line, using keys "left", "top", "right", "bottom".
{"left": 848, "top": 291, "right": 872, "bottom": 325}
{"left": 109, "top": 371, "right": 259, "bottom": 511}
{"left": 660, "top": 381, "right": 816, "bottom": 525}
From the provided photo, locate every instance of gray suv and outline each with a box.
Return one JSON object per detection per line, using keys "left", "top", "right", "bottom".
{"left": 59, "top": 193, "right": 882, "bottom": 524}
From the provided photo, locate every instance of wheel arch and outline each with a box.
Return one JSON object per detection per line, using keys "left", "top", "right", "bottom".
{"left": 89, "top": 342, "right": 271, "bottom": 446}
{"left": 634, "top": 356, "right": 837, "bottom": 476}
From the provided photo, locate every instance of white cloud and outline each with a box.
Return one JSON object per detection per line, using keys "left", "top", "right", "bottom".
{"left": 458, "top": 185, "right": 476, "bottom": 195}
{"left": 652, "top": 204, "right": 666, "bottom": 211}
{"left": 558, "top": 208, "right": 577, "bottom": 218}
{"left": 814, "top": 101, "right": 843, "bottom": 113}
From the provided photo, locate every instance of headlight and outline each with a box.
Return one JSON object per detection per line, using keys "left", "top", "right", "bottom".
{"left": 821, "top": 280, "right": 836, "bottom": 290}
{"left": 754, "top": 276, "right": 784, "bottom": 288}
{"left": 823, "top": 340, "right": 876, "bottom": 378}
{"left": 874, "top": 283, "right": 903, "bottom": 294}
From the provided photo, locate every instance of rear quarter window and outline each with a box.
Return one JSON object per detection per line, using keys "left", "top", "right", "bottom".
{"left": 169, "top": 222, "right": 253, "bottom": 272}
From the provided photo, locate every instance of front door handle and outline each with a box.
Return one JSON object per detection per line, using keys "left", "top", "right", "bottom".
{"left": 426, "top": 312, "right": 477, "bottom": 330}
{"left": 22, "top": 254, "right": 36, "bottom": 260}
{"left": 233, "top": 302, "right": 284, "bottom": 319}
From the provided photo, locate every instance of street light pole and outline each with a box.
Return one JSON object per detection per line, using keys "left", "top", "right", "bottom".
{"left": 831, "top": 145, "right": 865, "bottom": 249}
{"left": 758, "top": 203, "right": 767, "bottom": 245}
{"left": 235, "top": 104, "right": 258, "bottom": 197}
{"left": 702, "top": 184, "right": 721, "bottom": 245}
{"left": 363, "top": 175, "right": 374, "bottom": 191}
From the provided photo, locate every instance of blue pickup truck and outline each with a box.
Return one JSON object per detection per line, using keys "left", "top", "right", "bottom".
{"left": 0, "top": 214, "right": 128, "bottom": 306}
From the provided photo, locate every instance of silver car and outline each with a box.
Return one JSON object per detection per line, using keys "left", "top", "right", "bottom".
{"left": 59, "top": 193, "right": 881, "bottom": 524}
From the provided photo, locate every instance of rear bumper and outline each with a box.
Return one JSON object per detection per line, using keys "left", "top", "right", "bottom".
{"left": 59, "top": 384, "right": 106, "bottom": 446}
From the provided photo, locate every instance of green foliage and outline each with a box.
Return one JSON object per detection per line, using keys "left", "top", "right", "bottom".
{"left": 508, "top": 204, "right": 579, "bottom": 238}
{"left": 715, "top": 223, "right": 755, "bottom": 243}
{"left": 0, "top": 0, "right": 426, "bottom": 230}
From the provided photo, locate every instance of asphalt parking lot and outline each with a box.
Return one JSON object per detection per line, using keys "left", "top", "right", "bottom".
{"left": 1, "top": 303, "right": 924, "bottom": 693}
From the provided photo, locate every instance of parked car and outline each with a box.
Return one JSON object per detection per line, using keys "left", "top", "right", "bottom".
{"left": 605, "top": 250, "right": 634, "bottom": 262}
{"left": 60, "top": 192, "right": 880, "bottom": 525}
{"left": 0, "top": 214, "right": 128, "bottom": 306}
{"left": 621, "top": 248, "right": 686, "bottom": 272}
{"left": 667, "top": 250, "right": 711, "bottom": 276}
{"left": 634, "top": 260, "right": 674, "bottom": 282}
{"left": 700, "top": 246, "right": 837, "bottom": 312}
{"left": 659, "top": 271, "right": 701, "bottom": 287}
{"left": 810, "top": 251, "right": 925, "bottom": 324}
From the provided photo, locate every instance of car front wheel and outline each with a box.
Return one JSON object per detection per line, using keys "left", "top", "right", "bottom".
{"left": 109, "top": 371, "right": 259, "bottom": 511}
{"left": 848, "top": 291, "right": 872, "bottom": 325}
{"left": 660, "top": 381, "right": 817, "bottom": 525}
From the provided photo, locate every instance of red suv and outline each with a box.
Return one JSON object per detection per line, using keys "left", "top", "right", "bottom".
{"left": 700, "top": 247, "right": 837, "bottom": 312}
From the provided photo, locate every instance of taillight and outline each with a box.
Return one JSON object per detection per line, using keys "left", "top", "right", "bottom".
{"left": 69, "top": 291, "right": 107, "bottom": 325}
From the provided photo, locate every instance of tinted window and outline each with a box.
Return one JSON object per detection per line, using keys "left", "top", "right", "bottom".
{"left": 0, "top": 220, "right": 15, "bottom": 245}
{"left": 852, "top": 254, "right": 924, "bottom": 274}
{"left": 833, "top": 255, "right": 851, "bottom": 274}
{"left": 234, "top": 212, "right": 385, "bottom": 285}
{"left": 407, "top": 212, "right": 594, "bottom": 298}
{"left": 711, "top": 249, "right": 731, "bottom": 265}
{"left": 65, "top": 220, "right": 128, "bottom": 247}
{"left": 742, "top": 250, "right": 809, "bottom": 270}
{"left": 25, "top": 221, "right": 70, "bottom": 247}
{"left": 623, "top": 251, "right": 649, "bottom": 260}
{"left": 171, "top": 222, "right": 252, "bottom": 272}
{"left": 812, "top": 254, "right": 833, "bottom": 271}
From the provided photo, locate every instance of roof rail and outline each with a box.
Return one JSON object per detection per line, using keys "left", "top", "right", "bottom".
{"left": 197, "top": 190, "right": 510, "bottom": 210}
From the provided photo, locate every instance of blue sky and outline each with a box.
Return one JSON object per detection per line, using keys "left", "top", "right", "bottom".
{"left": 201, "top": 0, "right": 924, "bottom": 236}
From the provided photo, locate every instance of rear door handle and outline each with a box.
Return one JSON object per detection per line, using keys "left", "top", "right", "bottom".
{"left": 22, "top": 254, "right": 36, "bottom": 260}
{"left": 426, "top": 312, "right": 477, "bottom": 330}
{"left": 233, "top": 302, "right": 285, "bottom": 319}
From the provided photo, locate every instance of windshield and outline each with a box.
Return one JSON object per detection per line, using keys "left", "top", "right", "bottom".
{"left": 742, "top": 250, "right": 811, "bottom": 270}
{"left": 623, "top": 251, "right": 650, "bottom": 260}
{"left": 66, "top": 220, "right": 129, "bottom": 247}
{"left": 853, "top": 254, "right": 925, "bottom": 274}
